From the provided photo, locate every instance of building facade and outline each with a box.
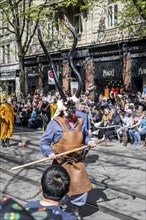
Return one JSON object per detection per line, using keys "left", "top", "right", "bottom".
{"left": 0, "top": 1, "right": 146, "bottom": 97}
{"left": 0, "top": 28, "right": 20, "bottom": 95}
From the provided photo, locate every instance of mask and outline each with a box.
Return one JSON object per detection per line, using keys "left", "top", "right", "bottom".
{"left": 64, "top": 100, "right": 77, "bottom": 122}
{"left": 7, "top": 98, "right": 12, "bottom": 104}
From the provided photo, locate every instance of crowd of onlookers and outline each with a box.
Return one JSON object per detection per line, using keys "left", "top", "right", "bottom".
{"left": 5, "top": 88, "right": 146, "bottom": 148}
{"left": 8, "top": 89, "right": 58, "bottom": 130}
{"left": 1, "top": 88, "right": 146, "bottom": 219}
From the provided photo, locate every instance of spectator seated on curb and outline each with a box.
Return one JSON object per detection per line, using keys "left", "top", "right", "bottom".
{"left": 106, "top": 108, "right": 122, "bottom": 140}
{"left": 0, "top": 197, "right": 63, "bottom": 220}
{"left": 25, "top": 165, "right": 76, "bottom": 220}
{"left": 131, "top": 111, "right": 146, "bottom": 148}
{"left": 116, "top": 109, "right": 133, "bottom": 146}
{"left": 95, "top": 108, "right": 113, "bottom": 139}
{"left": 128, "top": 110, "right": 143, "bottom": 144}
{"left": 90, "top": 106, "right": 103, "bottom": 132}
{"left": 27, "top": 105, "right": 42, "bottom": 130}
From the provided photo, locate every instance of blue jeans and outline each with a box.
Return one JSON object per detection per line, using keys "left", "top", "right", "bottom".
{"left": 70, "top": 193, "right": 88, "bottom": 206}
{"left": 128, "top": 129, "right": 137, "bottom": 140}
{"left": 133, "top": 129, "right": 146, "bottom": 144}
{"left": 61, "top": 193, "right": 88, "bottom": 206}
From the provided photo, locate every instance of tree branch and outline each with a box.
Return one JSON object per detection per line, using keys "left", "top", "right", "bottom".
{"left": 23, "top": 20, "right": 39, "bottom": 55}
{"left": 23, "top": 0, "right": 48, "bottom": 55}
{"left": 19, "top": 0, "right": 26, "bottom": 39}
{"left": 132, "top": 0, "right": 146, "bottom": 20}
{"left": 8, "top": 0, "right": 20, "bottom": 38}
{"left": 0, "top": 5, "right": 15, "bottom": 30}
{"left": 21, "top": 0, "right": 33, "bottom": 49}
{"left": 0, "top": 26, "right": 15, "bottom": 34}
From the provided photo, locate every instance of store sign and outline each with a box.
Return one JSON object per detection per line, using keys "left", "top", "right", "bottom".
{"left": 0, "top": 64, "right": 19, "bottom": 72}
{"left": 138, "top": 67, "right": 146, "bottom": 75}
{"left": 103, "top": 69, "right": 114, "bottom": 77}
{"left": 0, "top": 71, "right": 16, "bottom": 80}
{"left": 131, "top": 58, "right": 146, "bottom": 77}
{"left": 28, "top": 73, "right": 39, "bottom": 77}
{"left": 48, "top": 70, "right": 55, "bottom": 85}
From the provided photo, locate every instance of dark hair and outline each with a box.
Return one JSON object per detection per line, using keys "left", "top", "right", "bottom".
{"left": 41, "top": 165, "right": 70, "bottom": 201}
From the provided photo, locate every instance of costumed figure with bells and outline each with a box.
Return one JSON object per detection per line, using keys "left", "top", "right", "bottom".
{"left": 38, "top": 21, "right": 97, "bottom": 220}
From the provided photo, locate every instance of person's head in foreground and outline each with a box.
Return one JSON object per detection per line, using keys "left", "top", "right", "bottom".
{"left": 41, "top": 165, "right": 70, "bottom": 202}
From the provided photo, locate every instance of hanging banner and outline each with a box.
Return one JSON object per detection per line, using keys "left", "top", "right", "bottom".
{"left": 123, "top": 52, "right": 131, "bottom": 90}
{"left": 48, "top": 70, "right": 55, "bottom": 85}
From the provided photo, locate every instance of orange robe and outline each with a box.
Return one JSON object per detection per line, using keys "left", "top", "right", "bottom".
{"left": 104, "top": 87, "right": 109, "bottom": 98}
{"left": 0, "top": 103, "right": 15, "bottom": 139}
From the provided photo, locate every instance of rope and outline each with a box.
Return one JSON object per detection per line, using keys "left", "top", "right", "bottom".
{"left": 0, "top": 188, "right": 42, "bottom": 202}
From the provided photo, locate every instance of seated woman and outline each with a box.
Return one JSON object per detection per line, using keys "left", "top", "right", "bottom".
{"left": 97, "top": 108, "right": 113, "bottom": 139}
{"left": 128, "top": 110, "right": 143, "bottom": 144}
{"left": 116, "top": 109, "right": 133, "bottom": 146}
{"left": 107, "top": 108, "right": 122, "bottom": 139}
{"left": 132, "top": 111, "right": 146, "bottom": 147}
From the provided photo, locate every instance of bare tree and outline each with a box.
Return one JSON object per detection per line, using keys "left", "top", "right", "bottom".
{"left": 0, "top": 0, "right": 93, "bottom": 94}
{"left": 0, "top": 0, "right": 48, "bottom": 94}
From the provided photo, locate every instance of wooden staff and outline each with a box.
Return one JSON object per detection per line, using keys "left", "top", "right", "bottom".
{"left": 11, "top": 139, "right": 105, "bottom": 171}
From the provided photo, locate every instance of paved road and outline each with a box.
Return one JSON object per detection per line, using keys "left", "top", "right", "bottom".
{"left": 1, "top": 125, "right": 146, "bottom": 220}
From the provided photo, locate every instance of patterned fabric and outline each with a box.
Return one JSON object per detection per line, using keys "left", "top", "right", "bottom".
{"left": 0, "top": 197, "right": 62, "bottom": 220}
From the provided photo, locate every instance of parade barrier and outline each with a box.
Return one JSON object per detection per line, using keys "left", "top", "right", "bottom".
{"left": 11, "top": 139, "right": 106, "bottom": 171}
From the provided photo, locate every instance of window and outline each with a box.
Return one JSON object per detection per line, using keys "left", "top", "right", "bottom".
{"left": 2, "top": 46, "right": 5, "bottom": 64}
{"left": 1, "top": 11, "right": 9, "bottom": 34}
{"left": 1, "top": 11, "right": 5, "bottom": 34}
{"left": 107, "top": 4, "right": 118, "bottom": 27}
{"left": 1, "top": 45, "right": 10, "bottom": 64}
{"left": 6, "top": 44, "right": 10, "bottom": 63}
{"left": 48, "top": 21, "right": 53, "bottom": 40}
{"left": 28, "top": 19, "right": 33, "bottom": 35}
{"left": 15, "top": 43, "right": 18, "bottom": 61}
{"left": 73, "top": 14, "right": 82, "bottom": 34}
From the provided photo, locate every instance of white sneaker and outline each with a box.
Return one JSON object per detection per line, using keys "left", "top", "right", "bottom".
{"left": 101, "top": 136, "right": 105, "bottom": 140}
{"left": 136, "top": 144, "right": 144, "bottom": 148}
{"left": 91, "top": 137, "right": 98, "bottom": 141}
{"left": 37, "top": 127, "right": 42, "bottom": 131}
{"left": 92, "top": 130, "right": 99, "bottom": 136}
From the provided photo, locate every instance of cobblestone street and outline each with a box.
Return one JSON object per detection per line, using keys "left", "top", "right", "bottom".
{"left": 1, "top": 126, "right": 146, "bottom": 220}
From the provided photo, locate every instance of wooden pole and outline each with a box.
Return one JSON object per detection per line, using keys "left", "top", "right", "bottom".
{"left": 11, "top": 139, "right": 105, "bottom": 171}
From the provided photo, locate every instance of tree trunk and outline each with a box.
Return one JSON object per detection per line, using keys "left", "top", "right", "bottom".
{"left": 19, "top": 57, "right": 27, "bottom": 96}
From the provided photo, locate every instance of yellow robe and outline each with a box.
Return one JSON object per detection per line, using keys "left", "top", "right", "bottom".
{"left": 0, "top": 103, "right": 15, "bottom": 139}
{"left": 0, "top": 104, "right": 3, "bottom": 122}
{"left": 0, "top": 104, "right": 3, "bottom": 135}
{"left": 50, "top": 103, "right": 57, "bottom": 119}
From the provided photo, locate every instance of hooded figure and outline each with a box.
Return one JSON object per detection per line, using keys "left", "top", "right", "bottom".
{"left": 0, "top": 97, "right": 15, "bottom": 147}
{"left": 38, "top": 21, "right": 96, "bottom": 220}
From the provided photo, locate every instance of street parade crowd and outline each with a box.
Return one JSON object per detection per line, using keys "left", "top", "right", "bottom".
{"left": 1, "top": 23, "right": 146, "bottom": 220}
{"left": 1, "top": 88, "right": 146, "bottom": 220}
{"left": 1, "top": 88, "right": 146, "bottom": 148}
